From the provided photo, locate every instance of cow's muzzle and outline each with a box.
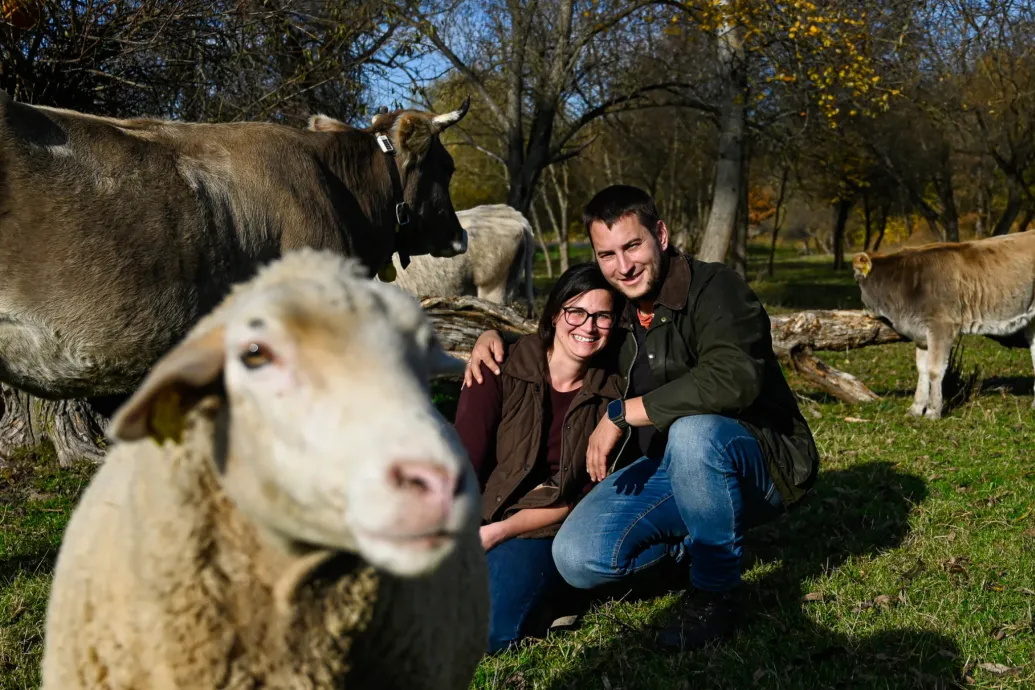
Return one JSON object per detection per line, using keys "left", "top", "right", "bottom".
{"left": 432, "top": 228, "right": 468, "bottom": 258}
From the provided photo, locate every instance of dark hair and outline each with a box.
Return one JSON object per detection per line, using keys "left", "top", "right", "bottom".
{"left": 538, "top": 262, "right": 623, "bottom": 346}
{"left": 582, "top": 184, "right": 660, "bottom": 240}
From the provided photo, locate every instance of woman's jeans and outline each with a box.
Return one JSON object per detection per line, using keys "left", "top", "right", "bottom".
{"left": 552, "top": 414, "right": 785, "bottom": 594}
{"left": 486, "top": 536, "right": 565, "bottom": 654}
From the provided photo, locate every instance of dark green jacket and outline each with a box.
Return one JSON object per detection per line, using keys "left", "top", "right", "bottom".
{"left": 610, "top": 250, "right": 819, "bottom": 507}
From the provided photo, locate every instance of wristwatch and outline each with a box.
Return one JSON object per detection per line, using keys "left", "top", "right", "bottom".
{"left": 607, "top": 399, "right": 629, "bottom": 430}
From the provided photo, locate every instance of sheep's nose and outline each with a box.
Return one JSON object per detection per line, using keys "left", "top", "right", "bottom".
{"left": 387, "top": 461, "right": 460, "bottom": 524}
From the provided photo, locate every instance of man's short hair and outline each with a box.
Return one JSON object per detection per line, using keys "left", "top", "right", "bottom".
{"left": 582, "top": 184, "right": 660, "bottom": 239}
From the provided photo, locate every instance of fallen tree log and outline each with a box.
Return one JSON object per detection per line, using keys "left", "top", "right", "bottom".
{"left": 768, "top": 309, "right": 907, "bottom": 404}
{"left": 769, "top": 309, "right": 906, "bottom": 356}
{"left": 421, "top": 298, "right": 910, "bottom": 405}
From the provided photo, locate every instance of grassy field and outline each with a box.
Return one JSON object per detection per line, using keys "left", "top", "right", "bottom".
{"left": 3, "top": 245, "right": 1034, "bottom": 689}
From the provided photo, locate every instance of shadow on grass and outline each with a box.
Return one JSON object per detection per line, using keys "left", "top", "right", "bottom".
{"left": 539, "top": 462, "right": 964, "bottom": 689}
{"left": 0, "top": 553, "right": 57, "bottom": 582}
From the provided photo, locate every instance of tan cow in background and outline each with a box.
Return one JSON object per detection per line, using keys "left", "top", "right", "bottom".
{"left": 853, "top": 232, "right": 1035, "bottom": 419}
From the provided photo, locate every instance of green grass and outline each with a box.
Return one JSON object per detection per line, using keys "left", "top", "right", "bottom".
{"left": 0, "top": 447, "right": 95, "bottom": 688}
{"left": 3, "top": 245, "right": 1034, "bottom": 689}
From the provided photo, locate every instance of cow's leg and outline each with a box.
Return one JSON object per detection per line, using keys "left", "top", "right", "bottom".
{"left": 1026, "top": 321, "right": 1035, "bottom": 409}
{"left": 923, "top": 325, "right": 955, "bottom": 420}
{"left": 476, "top": 284, "right": 507, "bottom": 306}
{"left": 909, "top": 346, "right": 930, "bottom": 417}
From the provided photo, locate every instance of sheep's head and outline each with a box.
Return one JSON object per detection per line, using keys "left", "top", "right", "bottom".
{"left": 108, "top": 249, "right": 478, "bottom": 578}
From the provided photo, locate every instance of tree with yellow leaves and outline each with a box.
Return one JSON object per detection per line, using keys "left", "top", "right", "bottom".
{"left": 670, "top": 0, "right": 907, "bottom": 263}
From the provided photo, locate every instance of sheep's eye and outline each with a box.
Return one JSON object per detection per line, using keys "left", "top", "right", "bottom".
{"left": 240, "top": 342, "right": 274, "bottom": 369}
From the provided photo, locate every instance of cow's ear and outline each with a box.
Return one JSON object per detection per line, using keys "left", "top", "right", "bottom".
{"left": 108, "top": 326, "right": 227, "bottom": 445}
{"left": 852, "top": 253, "right": 872, "bottom": 278}
{"left": 308, "top": 114, "right": 347, "bottom": 133}
{"left": 394, "top": 113, "right": 433, "bottom": 160}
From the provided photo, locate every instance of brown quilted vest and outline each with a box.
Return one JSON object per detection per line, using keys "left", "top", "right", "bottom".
{"left": 481, "top": 334, "right": 621, "bottom": 538}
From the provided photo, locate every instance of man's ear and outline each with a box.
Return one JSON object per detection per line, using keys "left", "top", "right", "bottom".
{"left": 308, "top": 114, "right": 347, "bottom": 133}
{"left": 108, "top": 326, "right": 227, "bottom": 445}
{"left": 393, "top": 113, "right": 433, "bottom": 161}
{"left": 655, "top": 220, "right": 670, "bottom": 252}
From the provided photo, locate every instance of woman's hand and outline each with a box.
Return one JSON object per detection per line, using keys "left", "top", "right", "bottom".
{"left": 586, "top": 414, "right": 623, "bottom": 482}
{"left": 479, "top": 521, "right": 512, "bottom": 552}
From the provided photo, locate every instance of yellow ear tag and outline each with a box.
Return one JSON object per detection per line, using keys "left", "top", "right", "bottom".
{"left": 148, "top": 388, "right": 185, "bottom": 444}
{"left": 378, "top": 264, "right": 397, "bottom": 282}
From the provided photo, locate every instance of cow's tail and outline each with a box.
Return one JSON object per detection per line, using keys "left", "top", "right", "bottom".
{"left": 523, "top": 215, "right": 536, "bottom": 319}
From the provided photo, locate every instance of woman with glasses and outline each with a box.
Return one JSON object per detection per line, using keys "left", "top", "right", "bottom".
{"left": 453, "top": 262, "right": 625, "bottom": 654}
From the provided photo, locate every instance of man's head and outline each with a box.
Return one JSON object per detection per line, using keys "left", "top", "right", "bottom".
{"left": 583, "top": 185, "right": 670, "bottom": 303}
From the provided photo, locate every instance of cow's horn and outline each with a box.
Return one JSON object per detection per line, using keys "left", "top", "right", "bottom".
{"left": 429, "top": 96, "right": 470, "bottom": 133}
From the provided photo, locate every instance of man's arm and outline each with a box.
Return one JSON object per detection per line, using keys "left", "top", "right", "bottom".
{"left": 641, "top": 269, "right": 767, "bottom": 430}
{"left": 463, "top": 329, "right": 522, "bottom": 386}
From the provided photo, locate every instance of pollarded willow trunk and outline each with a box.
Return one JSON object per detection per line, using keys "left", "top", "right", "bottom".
{"left": 0, "top": 385, "right": 123, "bottom": 467}
{"left": 696, "top": 17, "right": 746, "bottom": 264}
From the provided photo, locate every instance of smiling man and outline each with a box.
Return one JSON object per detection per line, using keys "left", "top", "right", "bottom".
{"left": 464, "top": 184, "right": 819, "bottom": 652}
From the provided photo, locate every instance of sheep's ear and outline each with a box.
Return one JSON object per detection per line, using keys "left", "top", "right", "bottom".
{"left": 109, "top": 326, "right": 227, "bottom": 445}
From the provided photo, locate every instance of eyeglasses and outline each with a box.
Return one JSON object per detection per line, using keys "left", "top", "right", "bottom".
{"left": 562, "top": 307, "right": 615, "bottom": 330}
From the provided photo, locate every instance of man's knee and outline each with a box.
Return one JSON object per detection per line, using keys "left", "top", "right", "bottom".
{"left": 552, "top": 521, "right": 613, "bottom": 590}
{"left": 667, "top": 414, "right": 741, "bottom": 451}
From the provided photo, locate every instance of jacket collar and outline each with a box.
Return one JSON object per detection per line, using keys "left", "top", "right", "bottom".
{"left": 620, "top": 248, "right": 692, "bottom": 327}
{"left": 501, "top": 334, "right": 621, "bottom": 399}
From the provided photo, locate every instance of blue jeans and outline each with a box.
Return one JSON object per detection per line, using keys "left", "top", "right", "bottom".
{"left": 486, "top": 536, "right": 565, "bottom": 654}
{"left": 552, "top": 414, "right": 784, "bottom": 593}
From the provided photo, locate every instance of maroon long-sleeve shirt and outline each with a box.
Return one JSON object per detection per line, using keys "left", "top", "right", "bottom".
{"left": 453, "top": 363, "right": 578, "bottom": 484}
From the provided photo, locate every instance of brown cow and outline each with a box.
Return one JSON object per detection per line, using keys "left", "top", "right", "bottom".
{"left": 0, "top": 91, "right": 470, "bottom": 399}
{"left": 853, "top": 232, "right": 1035, "bottom": 419}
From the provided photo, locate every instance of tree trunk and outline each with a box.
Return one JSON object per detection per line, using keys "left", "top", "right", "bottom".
{"left": 767, "top": 166, "right": 790, "bottom": 276}
{"left": 729, "top": 148, "right": 749, "bottom": 278}
{"left": 1018, "top": 204, "right": 1034, "bottom": 233}
{"left": 696, "top": 17, "right": 746, "bottom": 263}
{"left": 529, "top": 195, "right": 553, "bottom": 278}
{"left": 943, "top": 182, "right": 956, "bottom": 244}
{"left": 0, "top": 385, "right": 121, "bottom": 467}
{"left": 993, "top": 183, "right": 1023, "bottom": 236}
{"left": 872, "top": 202, "right": 889, "bottom": 251}
{"left": 832, "top": 196, "right": 853, "bottom": 270}
{"left": 862, "top": 190, "right": 872, "bottom": 250}
{"left": 546, "top": 163, "right": 571, "bottom": 272}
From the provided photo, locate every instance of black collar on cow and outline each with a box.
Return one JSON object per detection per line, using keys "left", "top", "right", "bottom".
{"left": 376, "top": 133, "right": 412, "bottom": 270}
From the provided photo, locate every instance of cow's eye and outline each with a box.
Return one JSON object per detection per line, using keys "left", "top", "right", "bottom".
{"left": 240, "top": 342, "right": 275, "bottom": 369}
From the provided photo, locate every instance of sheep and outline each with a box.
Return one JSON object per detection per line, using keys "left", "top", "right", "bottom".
{"left": 41, "top": 248, "right": 489, "bottom": 690}
{"left": 388, "top": 204, "right": 537, "bottom": 317}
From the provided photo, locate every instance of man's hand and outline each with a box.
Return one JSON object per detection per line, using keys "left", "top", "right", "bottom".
{"left": 479, "top": 521, "right": 511, "bottom": 552}
{"left": 463, "top": 330, "right": 506, "bottom": 387}
{"left": 586, "top": 414, "right": 623, "bottom": 482}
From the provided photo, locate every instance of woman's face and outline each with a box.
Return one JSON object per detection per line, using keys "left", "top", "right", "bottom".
{"left": 552, "top": 288, "right": 615, "bottom": 362}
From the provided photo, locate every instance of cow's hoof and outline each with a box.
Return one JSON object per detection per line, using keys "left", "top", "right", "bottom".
{"left": 923, "top": 408, "right": 942, "bottom": 420}
{"left": 908, "top": 404, "right": 926, "bottom": 417}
